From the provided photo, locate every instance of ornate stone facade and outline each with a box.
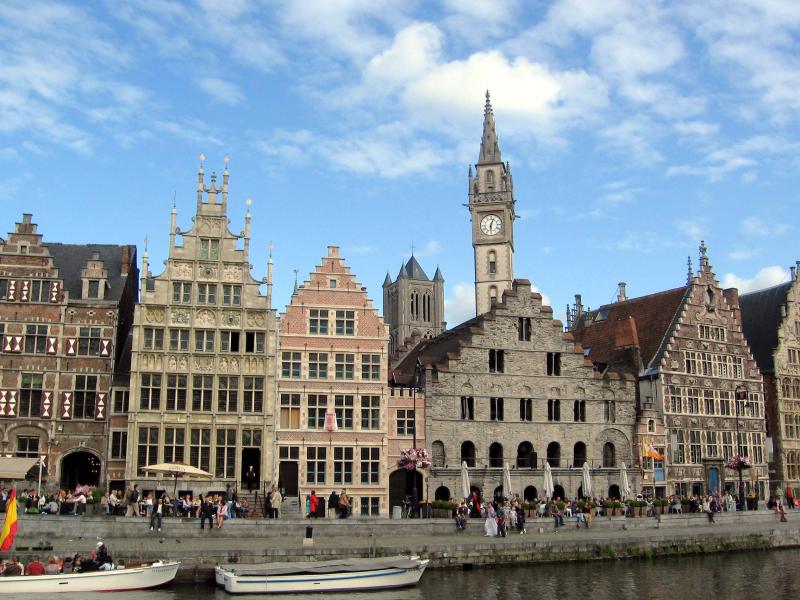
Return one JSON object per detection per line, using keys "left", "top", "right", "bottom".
{"left": 0, "top": 213, "right": 137, "bottom": 490}
{"left": 121, "top": 159, "right": 277, "bottom": 497}
{"left": 276, "top": 246, "right": 391, "bottom": 516}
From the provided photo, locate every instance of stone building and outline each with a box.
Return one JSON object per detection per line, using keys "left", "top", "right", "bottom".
{"left": 275, "top": 246, "right": 391, "bottom": 516}
{"left": 740, "top": 263, "right": 800, "bottom": 493}
{"left": 0, "top": 213, "right": 137, "bottom": 490}
{"left": 571, "top": 243, "right": 769, "bottom": 499}
{"left": 122, "top": 159, "right": 277, "bottom": 499}
{"left": 382, "top": 255, "right": 445, "bottom": 366}
{"left": 394, "top": 279, "right": 637, "bottom": 503}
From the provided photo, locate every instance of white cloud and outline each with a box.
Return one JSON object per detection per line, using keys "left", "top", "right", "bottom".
{"left": 675, "top": 219, "right": 707, "bottom": 241}
{"left": 197, "top": 78, "right": 244, "bottom": 105}
{"left": 721, "top": 266, "right": 790, "bottom": 293}
{"left": 728, "top": 248, "right": 758, "bottom": 261}
{"left": 413, "top": 240, "right": 441, "bottom": 258}
{"left": 445, "top": 282, "right": 475, "bottom": 326}
{"left": 741, "top": 216, "right": 789, "bottom": 237}
{"left": 674, "top": 120, "right": 720, "bottom": 137}
{"left": 600, "top": 116, "right": 663, "bottom": 165}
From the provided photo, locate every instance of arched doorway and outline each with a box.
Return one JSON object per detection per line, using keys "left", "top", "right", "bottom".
{"left": 516, "top": 442, "right": 534, "bottom": 468}
{"left": 389, "top": 469, "right": 423, "bottom": 514}
{"left": 573, "top": 442, "right": 586, "bottom": 467}
{"left": 608, "top": 484, "right": 621, "bottom": 499}
{"left": 547, "top": 442, "right": 561, "bottom": 467}
{"left": 461, "top": 441, "right": 476, "bottom": 467}
{"left": 435, "top": 486, "right": 451, "bottom": 501}
{"left": 489, "top": 442, "right": 503, "bottom": 467}
{"left": 61, "top": 451, "right": 101, "bottom": 490}
{"left": 553, "top": 484, "right": 565, "bottom": 500}
{"left": 523, "top": 485, "right": 537, "bottom": 501}
{"left": 603, "top": 442, "right": 616, "bottom": 467}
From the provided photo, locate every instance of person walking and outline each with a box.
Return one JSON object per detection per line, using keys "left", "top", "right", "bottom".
{"left": 150, "top": 497, "right": 164, "bottom": 532}
{"left": 338, "top": 490, "right": 350, "bottom": 518}
{"left": 328, "top": 490, "right": 339, "bottom": 519}
{"left": 269, "top": 487, "right": 282, "bottom": 519}
{"left": 245, "top": 466, "right": 257, "bottom": 492}
{"left": 125, "top": 485, "right": 141, "bottom": 517}
{"left": 309, "top": 490, "right": 319, "bottom": 519}
{"left": 200, "top": 495, "right": 214, "bottom": 531}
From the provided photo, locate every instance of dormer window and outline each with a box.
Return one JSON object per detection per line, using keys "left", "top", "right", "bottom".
{"left": 329, "top": 279, "right": 337, "bottom": 288}
{"left": 200, "top": 238, "right": 219, "bottom": 260}
{"left": 87, "top": 280, "right": 100, "bottom": 299}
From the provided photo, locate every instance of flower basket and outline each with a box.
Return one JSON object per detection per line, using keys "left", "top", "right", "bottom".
{"left": 725, "top": 455, "right": 753, "bottom": 471}
{"left": 397, "top": 448, "right": 431, "bottom": 471}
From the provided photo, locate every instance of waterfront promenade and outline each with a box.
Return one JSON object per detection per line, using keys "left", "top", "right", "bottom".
{"left": 12, "top": 511, "right": 799, "bottom": 583}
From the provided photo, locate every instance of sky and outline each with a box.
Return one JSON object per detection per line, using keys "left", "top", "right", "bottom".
{"left": 1, "top": 0, "right": 798, "bottom": 326}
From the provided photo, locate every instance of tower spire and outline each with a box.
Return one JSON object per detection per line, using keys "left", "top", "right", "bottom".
{"left": 478, "top": 90, "right": 501, "bottom": 164}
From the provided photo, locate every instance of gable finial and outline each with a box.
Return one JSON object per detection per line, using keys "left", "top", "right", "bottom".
{"left": 687, "top": 255, "right": 693, "bottom": 284}
{"left": 293, "top": 268, "right": 299, "bottom": 294}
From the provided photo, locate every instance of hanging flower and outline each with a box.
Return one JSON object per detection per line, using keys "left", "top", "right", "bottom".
{"left": 725, "top": 455, "right": 753, "bottom": 470}
{"left": 397, "top": 448, "right": 431, "bottom": 471}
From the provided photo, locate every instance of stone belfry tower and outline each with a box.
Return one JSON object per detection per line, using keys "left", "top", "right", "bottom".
{"left": 469, "top": 91, "right": 515, "bottom": 315}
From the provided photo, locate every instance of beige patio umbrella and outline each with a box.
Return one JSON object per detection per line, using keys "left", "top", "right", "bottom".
{"left": 503, "top": 463, "right": 513, "bottom": 499}
{"left": 620, "top": 462, "right": 632, "bottom": 499}
{"left": 142, "top": 462, "right": 213, "bottom": 496}
{"left": 582, "top": 462, "right": 593, "bottom": 499}
{"left": 543, "top": 462, "right": 555, "bottom": 499}
{"left": 461, "top": 461, "right": 471, "bottom": 500}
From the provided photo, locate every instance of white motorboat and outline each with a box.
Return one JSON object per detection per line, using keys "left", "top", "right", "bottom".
{"left": 0, "top": 561, "right": 180, "bottom": 593}
{"left": 217, "top": 556, "right": 429, "bottom": 594}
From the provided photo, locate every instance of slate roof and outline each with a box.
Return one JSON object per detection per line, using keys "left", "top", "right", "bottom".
{"left": 572, "top": 286, "right": 687, "bottom": 370}
{"left": 397, "top": 256, "right": 429, "bottom": 281}
{"left": 740, "top": 281, "right": 793, "bottom": 373}
{"left": 47, "top": 243, "right": 134, "bottom": 302}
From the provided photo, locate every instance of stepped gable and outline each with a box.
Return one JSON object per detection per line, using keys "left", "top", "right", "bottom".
{"left": 740, "top": 281, "right": 793, "bottom": 373}
{"left": 572, "top": 286, "right": 686, "bottom": 370}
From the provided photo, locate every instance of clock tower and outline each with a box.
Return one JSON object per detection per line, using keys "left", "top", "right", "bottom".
{"left": 469, "top": 91, "right": 515, "bottom": 315}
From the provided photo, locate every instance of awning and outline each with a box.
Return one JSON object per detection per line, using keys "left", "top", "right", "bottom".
{"left": 0, "top": 457, "right": 40, "bottom": 480}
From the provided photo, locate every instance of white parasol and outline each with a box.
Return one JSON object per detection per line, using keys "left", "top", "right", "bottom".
{"left": 461, "top": 461, "right": 471, "bottom": 500}
{"left": 503, "top": 463, "right": 513, "bottom": 499}
{"left": 142, "top": 462, "right": 213, "bottom": 495}
{"left": 582, "top": 462, "right": 593, "bottom": 499}
{"left": 543, "top": 462, "right": 555, "bottom": 499}
{"left": 620, "top": 462, "right": 631, "bottom": 499}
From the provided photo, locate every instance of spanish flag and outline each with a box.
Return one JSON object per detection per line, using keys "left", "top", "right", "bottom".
{"left": 0, "top": 488, "right": 18, "bottom": 551}
{"left": 643, "top": 439, "right": 664, "bottom": 461}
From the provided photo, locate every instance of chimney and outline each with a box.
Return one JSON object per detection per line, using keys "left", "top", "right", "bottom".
{"left": 617, "top": 282, "right": 627, "bottom": 303}
{"left": 574, "top": 294, "right": 583, "bottom": 319}
{"left": 91, "top": 251, "right": 100, "bottom": 261}
{"left": 796, "top": 261, "right": 799, "bottom": 280}
{"left": 792, "top": 263, "right": 798, "bottom": 281}
{"left": 22, "top": 214, "right": 31, "bottom": 225}
{"left": 121, "top": 246, "right": 130, "bottom": 276}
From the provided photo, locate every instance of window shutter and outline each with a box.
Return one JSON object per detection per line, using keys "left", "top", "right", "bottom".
{"left": 49, "top": 281, "right": 60, "bottom": 303}
{"left": 47, "top": 336, "right": 58, "bottom": 354}
{"left": 61, "top": 392, "right": 73, "bottom": 420}
{"left": 19, "top": 280, "right": 29, "bottom": 302}
{"left": 65, "top": 338, "right": 77, "bottom": 356}
{"left": 40, "top": 391, "right": 53, "bottom": 419}
{"left": 100, "top": 339, "right": 112, "bottom": 357}
{"left": 95, "top": 392, "right": 107, "bottom": 420}
{"left": 3, "top": 390, "right": 16, "bottom": 417}
{"left": 6, "top": 280, "right": 16, "bottom": 301}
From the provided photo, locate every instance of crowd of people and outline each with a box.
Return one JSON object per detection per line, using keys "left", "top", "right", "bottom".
{"left": 0, "top": 542, "right": 113, "bottom": 576}
{"left": 303, "top": 489, "right": 352, "bottom": 519}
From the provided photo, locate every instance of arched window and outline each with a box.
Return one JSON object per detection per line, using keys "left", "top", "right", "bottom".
{"left": 648, "top": 419, "right": 655, "bottom": 433}
{"left": 603, "top": 442, "right": 616, "bottom": 468}
{"left": 434, "top": 486, "right": 451, "bottom": 501}
{"left": 573, "top": 400, "right": 585, "bottom": 422}
{"left": 548, "top": 399, "right": 561, "bottom": 422}
{"left": 423, "top": 292, "right": 431, "bottom": 322}
{"left": 573, "top": 442, "right": 586, "bottom": 467}
{"left": 489, "top": 442, "right": 504, "bottom": 468}
{"left": 794, "top": 379, "right": 800, "bottom": 400}
{"left": 523, "top": 485, "right": 537, "bottom": 502}
{"left": 461, "top": 441, "right": 476, "bottom": 467}
{"left": 489, "top": 286, "right": 498, "bottom": 306}
{"left": 410, "top": 291, "right": 420, "bottom": 319}
{"left": 547, "top": 442, "right": 561, "bottom": 468}
{"left": 486, "top": 169, "right": 495, "bottom": 190}
{"left": 488, "top": 251, "right": 497, "bottom": 275}
{"left": 431, "top": 440, "right": 445, "bottom": 467}
{"left": 783, "top": 378, "right": 791, "bottom": 398}
{"left": 608, "top": 484, "right": 620, "bottom": 499}
{"left": 517, "top": 441, "right": 534, "bottom": 468}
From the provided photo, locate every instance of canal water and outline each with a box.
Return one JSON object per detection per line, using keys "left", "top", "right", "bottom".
{"left": 32, "top": 548, "right": 800, "bottom": 599}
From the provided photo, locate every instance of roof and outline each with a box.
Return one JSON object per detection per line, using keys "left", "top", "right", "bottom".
{"left": 397, "top": 256, "right": 429, "bottom": 281}
{"left": 47, "top": 243, "right": 134, "bottom": 302}
{"left": 572, "top": 286, "right": 686, "bottom": 370}
{"left": 740, "top": 281, "right": 793, "bottom": 373}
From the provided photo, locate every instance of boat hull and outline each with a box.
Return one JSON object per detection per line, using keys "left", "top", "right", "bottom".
{"left": 222, "top": 560, "right": 428, "bottom": 594}
{"left": 0, "top": 561, "right": 179, "bottom": 594}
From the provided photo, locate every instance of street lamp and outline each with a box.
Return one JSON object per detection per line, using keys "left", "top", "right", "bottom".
{"left": 734, "top": 385, "right": 751, "bottom": 511}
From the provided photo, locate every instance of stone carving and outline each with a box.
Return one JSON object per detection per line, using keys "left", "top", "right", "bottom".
{"left": 168, "top": 355, "right": 177, "bottom": 370}
{"left": 141, "top": 354, "right": 163, "bottom": 370}
{"left": 145, "top": 307, "right": 165, "bottom": 324}
{"left": 172, "top": 262, "right": 193, "bottom": 279}
{"left": 196, "top": 309, "right": 216, "bottom": 327}
{"left": 223, "top": 264, "right": 243, "bottom": 281}
{"left": 199, "top": 264, "right": 218, "bottom": 279}
{"left": 222, "top": 311, "right": 240, "bottom": 326}
{"left": 197, "top": 217, "right": 223, "bottom": 235}
{"left": 194, "top": 357, "right": 214, "bottom": 372}
{"left": 230, "top": 357, "right": 239, "bottom": 373}
{"left": 247, "top": 312, "right": 266, "bottom": 327}
{"left": 172, "top": 310, "right": 190, "bottom": 324}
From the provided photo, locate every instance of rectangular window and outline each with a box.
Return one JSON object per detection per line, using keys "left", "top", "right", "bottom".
{"left": 573, "top": 400, "right": 586, "bottom": 422}
{"left": 489, "top": 349, "right": 505, "bottom": 373}
{"left": 460, "top": 396, "right": 474, "bottom": 420}
{"left": 281, "top": 351, "right": 301, "bottom": 377}
{"left": 700, "top": 352, "right": 712, "bottom": 376}
{"left": 737, "top": 432, "right": 749, "bottom": 458}
{"left": 360, "top": 497, "right": 380, "bottom": 516}
{"left": 220, "top": 331, "right": 240, "bottom": 353}
{"left": 722, "top": 430, "right": 734, "bottom": 459}
{"left": 704, "top": 390, "right": 716, "bottom": 415}
{"left": 687, "top": 388, "right": 700, "bottom": 413}
{"left": 705, "top": 430, "right": 718, "bottom": 458}
{"left": 192, "top": 375, "right": 213, "bottom": 412}
{"left": 199, "top": 238, "right": 219, "bottom": 260}
{"left": 0, "top": 279, "right": 7, "bottom": 300}
{"left": 190, "top": 428, "right": 211, "bottom": 472}
{"left": 335, "top": 394, "right": 354, "bottom": 429}
{"left": 548, "top": 399, "right": 561, "bottom": 422}
{"left": 166, "top": 374, "right": 187, "bottom": 411}
{"left": 732, "top": 356, "right": 743, "bottom": 379}
{"left": 334, "top": 447, "right": 353, "bottom": 484}
{"left": 396, "top": 409, "right": 415, "bottom": 436}
{"left": 604, "top": 400, "right": 616, "bottom": 423}
{"left": 518, "top": 317, "right": 532, "bottom": 341}
{"left": 74, "top": 375, "right": 97, "bottom": 419}
{"left": 217, "top": 376, "right": 238, "bottom": 412}
{"left": 77, "top": 327, "right": 102, "bottom": 355}
{"left": 685, "top": 351, "right": 698, "bottom": 374}
{"left": 164, "top": 427, "right": 185, "bottom": 463}
{"left": 244, "top": 331, "right": 265, "bottom": 353}
{"left": 361, "top": 354, "right": 381, "bottom": 380}
{"left": 752, "top": 432, "right": 763, "bottom": 463}
{"left": 719, "top": 391, "right": 732, "bottom": 416}
{"left": 19, "top": 373, "right": 43, "bottom": 417}
{"left": 279, "top": 446, "right": 300, "bottom": 461}
{"left": 546, "top": 352, "right": 561, "bottom": 376}
{"left": 307, "top": 394, "right": 327, "bottom": 429}
{"left": 360, "top": 395, "right": 380, "bottom": 430}
{"left": 140, "top": 373, "right": 161, "bottom": 410}
{"left": 330, "top": 279, "right": 337, "bottom": 288}
{"left": 242, "top": 429, "right": 262, "bottom": 448}
{"left": 16, "top": 436, "right": 39, "bottom": 458}
{"left": 172, "top": 282, "right": 192, "bottom": 304}
{"left": 197, "top": 283, "right": 217, "bottom": 304}
{"left": 698, "top": 325, "right": 725, "bottom": 341}
{"left": 335, "top": 353, "right": 355, "bottom": 380}
{"left": 169, "top": 328, "right": 189, "bottom": 351}
{"left": 490, "top": 397, "right": 504, "bottom": 421}
{"left": 280, "top": 393, "right": 301, "bottom": 429}
{"left": 672, "top": 429, "right": 686, "bottom": 463}
{"left": 689, "top": 430, "right": 702, "bottom": 464}
{"left": 143, "top": 327, "right": 164, "bottom": 350}
{"left": 360, "top": 447, "right": 380, "bottom": 485}
{"left": 306, "top": 447, "right": 326, "bottom": 484}
{"left": 28, "top": 280, "right": 48, "bottom": 302}
{"left": 790, "top": 349, "right": 800, "bottom": 365}
{"left": 110, "top": 431, "right": 127, "bottom": 460}
{"left": 308, "top": 352, "right": 328, "bottom": 379}
{"left": 195, "top": 329, "right": 215, "bottom": 352}
{"left": 24, "top": 324, "right": 47, "bottom": 354}
{"left": 519, "top": 398, "right": 532, "bottom": 421}
{"left": 222, "top": 284, "right": 241, "bottom": 305}
{"left": 309, "top": 309, "right": 329, "bottom": 335}
{"left": 137, "top": 426, "right": 159, "bottom": 472}
{"left": 113, "top": 390, "right": 129, "bottom": 414}
{"left": 215, "top": 428, "right": 237, "bottom": 478}
{"left": 335, "top": 310, "right": 355, "bottom": 336}
{"left": 243, "top": 376, "right": 263, "bottom": 413}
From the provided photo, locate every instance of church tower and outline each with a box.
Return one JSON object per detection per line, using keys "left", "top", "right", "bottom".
{"left": 469, "top": 91, "right": 515, "bottom": 315}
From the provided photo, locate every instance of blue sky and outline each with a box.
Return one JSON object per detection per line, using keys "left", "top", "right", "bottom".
{"left": 1, "top": 0, "right": 798, "bottom": 325}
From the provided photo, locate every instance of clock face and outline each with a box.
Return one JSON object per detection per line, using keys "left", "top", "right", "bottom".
{"left": 480, "top": 214, "right": 502, "bottom": 236}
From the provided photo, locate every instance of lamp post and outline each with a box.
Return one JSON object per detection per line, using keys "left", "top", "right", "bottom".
{"left": 734, "top": 385, "right": 750, "bottom": 511}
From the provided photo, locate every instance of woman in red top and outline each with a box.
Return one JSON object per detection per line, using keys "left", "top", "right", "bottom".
{"left": 309, "top": 490, "right": 319, "bottom": 518}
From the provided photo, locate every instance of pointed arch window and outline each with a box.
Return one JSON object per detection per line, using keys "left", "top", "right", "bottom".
{"left": 486, "top": 169, "right": 495, "bottom": 190}
{"left": 489, "top": 286, "right": 498, "bottom": 307}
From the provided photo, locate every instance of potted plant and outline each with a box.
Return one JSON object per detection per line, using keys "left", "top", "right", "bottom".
{"left": 603, "top": 500, "right": 615, "bottom": 516}
{"left": 523, "top": 502, "right": 537, "bottom": 518}
{"left": 431, "top": 500, "right": 456, "bottom": 518}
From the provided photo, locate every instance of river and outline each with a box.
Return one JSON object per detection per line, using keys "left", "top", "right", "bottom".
{"left": 28, "top": 548, "right": 800, "bottom": 599}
